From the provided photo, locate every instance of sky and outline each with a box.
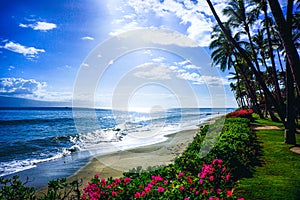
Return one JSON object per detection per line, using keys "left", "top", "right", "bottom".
{"left": 0, "top": 0, "right": 255, "bottom": 109}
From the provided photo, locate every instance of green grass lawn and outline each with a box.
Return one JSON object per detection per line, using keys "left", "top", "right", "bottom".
{"left": 235, "top": 116, "right": 300, "bottom": 200}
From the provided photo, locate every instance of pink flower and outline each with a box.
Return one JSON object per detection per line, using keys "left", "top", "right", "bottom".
{"left": 187, "top": 176, "right": 193, "bottom": 184}
{"left": 134, "top": 192, "right": 141, "bottom": 198}
{"left": 178, "top": 172, "right": 184, "bottom": 178}
{"left": 216, "top": 188, "right": 221, "bottom": 194}
{"left": 94, "top": 174, "right": 99, "bottom": 179}
{"left": 237, "top": 198, "right": 245, "bottom": 200}
{"left": 226, "top": 190, "right": 233, "bottom": 197}
{"left": 106, "top": 185, "right": 111, "bottom": 189}
{"left": 155, "top": 175, "right": 164, "bottom": 181}
{"left": 157, "top": 186, "right": 165, "bottom": 193}
{"left": 195, "top": 191, "right": 199, "bottom": 195}
{"left": 114, "top": 178, "right": 121, "bottom": 184}
{"left": 202, "top": 189, "right": 208, "bottom": 195}
{"left": 123, "top": 177, "right": 131, "bottom": 184}
{"left": 164, "top": 180, "right": 168, "bottom": 185}
{"left": 180, "top": 185, "right": 185, "bottom": 192}
{"left": 184, "top": 198, "right": 190, "bottom": 200}
{"left": 101, "top": 178, "right": 106, "bottom": 185}
{"left": 112, "top": 191, "right": 118, "bottom": 197}
{"left": 225, "top": 173, "right": 231, "bottom": 181}
{"left": 141, "top": 191, "right": 146, "bottom": 197}
{"left": 144, "top": 186, "right": 151, "bottom": 193}
{"left": 199, "top": 179, "right": 203, "bottom": 185}
{"left": 209, "top": 176, "right": 214, "bottom": 181}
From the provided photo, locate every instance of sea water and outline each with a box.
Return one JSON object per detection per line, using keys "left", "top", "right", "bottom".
{"left": 0, "top": 107, "right": 234, "bottom": 188}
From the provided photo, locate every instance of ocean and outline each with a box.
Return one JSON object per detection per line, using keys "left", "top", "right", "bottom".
{"left": 0, "top": 107, "right": 234, "bottom": 188}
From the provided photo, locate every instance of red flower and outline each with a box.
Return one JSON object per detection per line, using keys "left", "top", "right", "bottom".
{"left": 123, "top": 177, "right": 131, "bottom": 184}
{"left": 112, "top": 191, "right": 118, "bottom": 197}
{"left": 134, "top": 192, "right": 141, "bottom": 198}
{"left": 144, "top": 186, "right": 151, "bottom": 193}
{"left": 178, "top": 172, "right": 184, "bottom": 178}
{"left": 180, "top": 185, "right": 185, "bottom": 192}
{"left": 226, "top": 190, "right": 233, "bottom": 197}
{"left": 114, "top": 178, "right": 121, "bottom": 185}
{"left": 157, "top": 186, "right": 165, "bottom": 193}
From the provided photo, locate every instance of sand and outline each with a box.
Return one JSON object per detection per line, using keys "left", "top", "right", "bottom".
{"left": 66, "top": 129, "right": 198, "bottom": 187}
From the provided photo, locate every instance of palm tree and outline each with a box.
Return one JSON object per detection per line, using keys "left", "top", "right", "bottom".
{"left": 222, "top": 0, "right": 261, "bottom": 73}
{"left": 209, "top": 23, "right": 262, "bottom": 116}
{"left": 206, "top": 0, "right": 286, "bottom": 123}
{"left": 267, "top": 0, "right": 300, "bottom": 96}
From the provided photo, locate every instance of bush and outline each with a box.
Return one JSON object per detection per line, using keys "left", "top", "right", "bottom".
{"left": 82, "top": 159, "right": 244, "bottom": 200}
{"left": 226, "top": 109, "right": 253, "bottom": 119}
{"left": 0, "top": 175, "right": 35, "bottom": 200}
{"left": 174, "top": 117, "right": 259, "bottom": 180}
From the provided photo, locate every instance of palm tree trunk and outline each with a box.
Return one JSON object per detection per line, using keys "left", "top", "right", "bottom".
{"left": 285, "top": 61, "right": 296, "bottom": 144}
{"left": 284, "top": 0, "right": 297, "bottom": 144}
{"left": 267, "top": 0, "right": 300, "bottom": 96}
{"left": 262, "top": 1, "right": 284, "bottom": 108}
{"left": 206, "top": 0, "right": 285, "bottom": 122}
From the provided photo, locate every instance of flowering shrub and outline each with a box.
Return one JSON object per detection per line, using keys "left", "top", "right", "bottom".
{"left": 82, "top": 117, "right": 260, "bottom": 200}
{"left": 82, "top": 159, "right": 244, "bottom": 200}
{"left": 226, "top": 109, "right": 253, "bottom": 119}
{"left": 175, "top": 117, "right": 259, "bottom": 180}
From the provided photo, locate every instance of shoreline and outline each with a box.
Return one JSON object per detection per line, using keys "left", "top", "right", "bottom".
{"left": 67, "top": 115, "right": 223, "bottom": 189}
{"left": 68, "top": 128, "right": 197, "bottom": 181}
{"left": 36, "top": 115, "right": 223, "bottom": 196}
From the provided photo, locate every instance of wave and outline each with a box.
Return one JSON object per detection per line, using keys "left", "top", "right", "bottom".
{"left": 0, "top": 109, "right": 226, "bottom": 177}
{"left": 0, "top": 118, "right": 74, "bottom": 126}
{"left": 0, "top": 152, "right": 66, "bottom": 177}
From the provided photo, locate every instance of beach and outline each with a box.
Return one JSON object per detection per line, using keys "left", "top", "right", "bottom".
{"left": 66, "top": 128, "right": 198, "bottom": 189}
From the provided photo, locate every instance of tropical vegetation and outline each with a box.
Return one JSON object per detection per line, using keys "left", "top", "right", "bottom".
{"left": 206, "top": 0, "right": 300, "bottom": 144}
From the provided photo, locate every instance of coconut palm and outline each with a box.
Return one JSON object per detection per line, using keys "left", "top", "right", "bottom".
{"left": 267, "top": 0, "right": 300, "bottom": 96}
{"left": 222, "top": 0, "right": 261, "bottom": 72}
{"left": 209, "top": 23, "right": 262, "bottom": 116}
{"left": 206, "top": 0, "right": 286, "bottom": 123}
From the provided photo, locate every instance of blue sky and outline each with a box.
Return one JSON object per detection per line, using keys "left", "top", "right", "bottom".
{"left": 0, "top": 0, "right": 246, "bottom": 109}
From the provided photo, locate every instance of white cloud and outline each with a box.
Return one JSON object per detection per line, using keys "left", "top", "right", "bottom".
{"left": 175, "top": 60, "right": 191, "bottom": 66}
{"left": 126, "top": 0, "right": 216, "bottom": 46}
{"left": 183, "top": 64, "right": 202, "bottom": 70}
{"left": 81, "top": 63, "right": 89, "bottom": 68}
{"left": 19, "top": 21, "right": 57, "bottom": 31}
{"left": 169, "top": 66, "right": 178, "bottom": 71}
{"left": 0, "top": 78, "right": 47, "bottom": 97}
{"left": 0, "top": 77, "right": 72, "bottom": 102}
{"left": 124, "top": 0, "right": 232, "bottom": 46}
{"left": 177, "top": 71, "right": 229, "bottom": 85}
{"left": 109, "top": 21, "right": 140, "bottom": 36}
{"left": 108, "top": 60, "right": 114, "bottom": 65}
{"left": 1, "top": 41, "right": 45, "bottom": 58}
{"left": 152, "top": 57, "right": 165, "bottom": 62}
{"left": 81, "top": 36, "right": 94, "bottom": 41}
{"left": 134, "top": 63, "right": 173, "bottom": 80}
{"left": 8, "top": 66, "right": 15, "bottom": 71}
